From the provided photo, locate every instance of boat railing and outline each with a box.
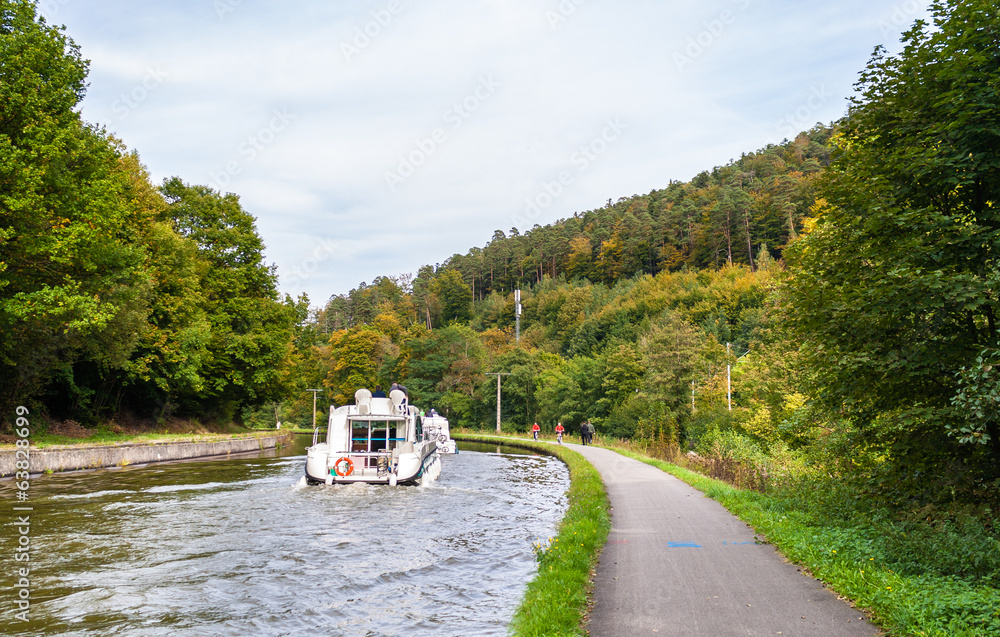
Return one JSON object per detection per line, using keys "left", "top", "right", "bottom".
{"left": 312, "top": 426, "right": 319, "bottom": 446}
{"left": 340, "top": 450, "right": 396, "bottom": 474}
{"left": 350, "top": 438, "right": 407, "bottom": 442}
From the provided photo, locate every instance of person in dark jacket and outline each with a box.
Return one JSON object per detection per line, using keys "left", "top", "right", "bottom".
{"left": 389, "top": 382, "right": 408, "bottom": 398}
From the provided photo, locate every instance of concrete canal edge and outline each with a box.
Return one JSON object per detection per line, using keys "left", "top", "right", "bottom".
{"left": 0, "top": 432, "right": 294, "bottom": 477}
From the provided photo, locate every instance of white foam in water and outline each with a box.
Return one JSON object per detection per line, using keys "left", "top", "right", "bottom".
{"left": 49, "top": 489, "right": 133, "bottom": 501}
{"left": 145, "top": 481, "right": 227, "bottom": 494}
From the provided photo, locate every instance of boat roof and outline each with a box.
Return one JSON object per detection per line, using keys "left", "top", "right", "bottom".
{"left": 333, "top": 391, "right": 413, "bottom": 420}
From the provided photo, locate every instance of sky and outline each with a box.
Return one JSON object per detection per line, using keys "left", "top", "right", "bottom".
{"left": 39, "top": 0, "right": 930, "bottom": 305}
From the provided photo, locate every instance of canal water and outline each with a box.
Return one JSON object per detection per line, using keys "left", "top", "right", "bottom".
{"left": 2, "top": 437, "right": 569, "bottom": 636}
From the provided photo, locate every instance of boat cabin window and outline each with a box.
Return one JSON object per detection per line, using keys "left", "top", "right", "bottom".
{"left": 351, "top": 422, "right": 368, "bottom": 453}
{"left": 370, "top": 422, "right": 391, "bottom": 452}
{"left": 351, "top": 420, "right": 401, "bottom": 454}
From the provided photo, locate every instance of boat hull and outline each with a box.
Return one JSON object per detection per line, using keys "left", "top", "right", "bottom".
{"left": 305, "top": 442, "right": 440, "bottom": 486}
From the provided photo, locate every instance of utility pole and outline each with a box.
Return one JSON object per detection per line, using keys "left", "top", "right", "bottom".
{"left": 515, "top": 289, "right": 522, "bottom": 342}
{"left": 485, "top": 372, "right": 511, "bottom": 433}
{"left": 305, "top": 388, "right": 324, "bottom": 429}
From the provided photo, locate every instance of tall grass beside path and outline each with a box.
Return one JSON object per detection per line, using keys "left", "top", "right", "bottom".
{"left": 453, "top": 434, "right": 610, "bottom": 637}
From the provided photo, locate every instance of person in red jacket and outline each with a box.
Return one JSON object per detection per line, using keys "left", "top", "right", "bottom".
{"left": 532, "top": 422, "right": 540, "bottom": 441}
{"left": 555, "top": 422, "right": 564, "bottom": 444}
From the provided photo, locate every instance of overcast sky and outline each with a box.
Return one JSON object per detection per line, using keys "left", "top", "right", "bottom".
{"left": 41, "top": 0, "right": 929, "bottom": 305}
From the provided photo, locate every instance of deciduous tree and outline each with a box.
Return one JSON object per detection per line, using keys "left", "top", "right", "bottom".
{"left": 786, "top": 0, "right": 1000, "bottom": 479}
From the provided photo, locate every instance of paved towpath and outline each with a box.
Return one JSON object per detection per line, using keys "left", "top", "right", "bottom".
{"left": 563, "top": 442, "right": 879, "bottom": 636}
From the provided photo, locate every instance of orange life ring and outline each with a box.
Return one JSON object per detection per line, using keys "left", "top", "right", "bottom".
{"left": 334, "top": 457, "right": 354, "bottom": 477}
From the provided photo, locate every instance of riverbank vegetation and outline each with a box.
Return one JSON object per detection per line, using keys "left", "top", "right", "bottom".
{"left": 454, "top": 434, "right": 610, "bottom": 637}
{"left": 0, "top": 418, "right": 278, "bottom": 449}
{"left": 4, "top": 1, "right": 999, "bottom": 633}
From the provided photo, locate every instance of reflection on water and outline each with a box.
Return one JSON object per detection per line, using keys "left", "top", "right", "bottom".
{"left": 1, "top": 436, "right": 568, "bottom": 636}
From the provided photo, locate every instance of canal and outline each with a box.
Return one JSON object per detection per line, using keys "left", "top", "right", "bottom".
{"left": 2, "top": 436, "right": 569, "bottom": 636}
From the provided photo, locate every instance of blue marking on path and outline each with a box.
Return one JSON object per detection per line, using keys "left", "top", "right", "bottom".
{"left": 667, "top": 542, "right": 702, "bottom": 548}
{"left": 722, "top": 541, "right": 754, "bottom": 545}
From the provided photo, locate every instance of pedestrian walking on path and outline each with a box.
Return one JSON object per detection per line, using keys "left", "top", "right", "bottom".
{"left": 566, "top": 443, "right": 878, "bottom": 637}
{"left": 555, "top": 422, "right": 564, "bottom": 444}
{"left": 580, "top": 422, "right": 588, "bottom": 445}
{"left": 532, "top": 422, "right": 540, "bottom": 440}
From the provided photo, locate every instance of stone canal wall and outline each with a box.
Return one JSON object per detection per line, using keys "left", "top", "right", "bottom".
{"left": 0, "top": 433, "right": 293, "bottom": 477}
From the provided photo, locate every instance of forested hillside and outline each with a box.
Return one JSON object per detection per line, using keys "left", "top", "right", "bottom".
{"left": 301, "top": 126, "right": 831, "bottom": 442}
{"left": 283, "top": 128, "right": 827, "bottom": 441}
{"left": 322, "top": 125, "right": 828, "bottom": 333}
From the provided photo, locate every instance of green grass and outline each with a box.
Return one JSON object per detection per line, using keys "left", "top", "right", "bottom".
{"left": 604, "top": 446, "right": 1000, "bottom": 637}
{"left": 453, "top": 434, "right": 611, "bottom": 637}
{"left": 3, "top": 428, "right": 285, "bottom": 449}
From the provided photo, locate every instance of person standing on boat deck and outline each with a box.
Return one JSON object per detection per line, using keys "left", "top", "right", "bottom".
{"left": 389, "top": 383, "right": 410, "bottom": 404}
{"left": 555, "top": 422, "right": 564, "bottom": 444}
{"left": 389, "top": 382, "right": 409, "bottom": 399}
{"left": 532, "top": 422, "right": 540, "bottom": 440}
{"left": 372, "top": 385, "right": 386, "bottom": 398}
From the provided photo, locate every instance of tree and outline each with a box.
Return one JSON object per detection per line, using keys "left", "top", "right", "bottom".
{"left": 0, "top": 2, "right": 154, "bottom": 419}
{"left": 785, "top": 0, "right": 1000, "bottom": 485}
{"left": 598, "top": 343, "right": 643, "bottom": 414}
{"left": 431, "top": 269, "right": 473, "bottom": 324}
{"left": 402, "top": 324, "right": 484, "bottom": 423}
{"left": 323, "top": 327, "right": 386, "bottom": 405}
{"left": 158, "top": 178, "right": 297, "bottom": 420}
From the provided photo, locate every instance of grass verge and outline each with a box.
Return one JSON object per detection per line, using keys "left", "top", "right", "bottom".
{"left": 453, "top": 434, "right": 611, "bottom": 637}
{"left": 1, "top": 429, "right": 287, "bottom": 450}
{"left": 605, "top": 445, "right": 1000, "bottom": 637}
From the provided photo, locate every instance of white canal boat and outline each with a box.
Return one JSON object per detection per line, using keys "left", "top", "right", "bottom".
{"left": 305, "top": 388, "right": 441, "bottom": 486}
{"left": 421, "top": 410, "right": 457, "bottom": 454}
